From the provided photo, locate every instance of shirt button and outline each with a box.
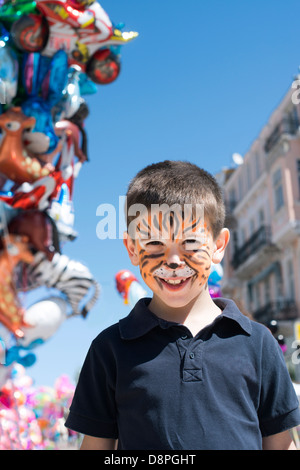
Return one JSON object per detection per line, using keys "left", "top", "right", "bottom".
{"left": 189, "top": 352, "right": 195, "bottom": 359}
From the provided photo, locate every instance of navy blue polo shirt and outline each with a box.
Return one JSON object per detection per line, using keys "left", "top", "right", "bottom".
{"left": 65, "top": 298, "right": 300, "bottom": 450}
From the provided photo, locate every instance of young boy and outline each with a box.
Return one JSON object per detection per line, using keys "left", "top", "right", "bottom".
{"left": 65, "top": 160, "right": 300, "bottom": 450}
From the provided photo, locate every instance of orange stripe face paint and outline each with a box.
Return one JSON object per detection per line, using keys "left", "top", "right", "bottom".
{"left": 132, "top": 205, "right": 215, "bottom": 305}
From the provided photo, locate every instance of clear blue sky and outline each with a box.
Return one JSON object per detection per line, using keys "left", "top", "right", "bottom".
{"left": 23, "top": 0, "right": 300, "bottom": 386}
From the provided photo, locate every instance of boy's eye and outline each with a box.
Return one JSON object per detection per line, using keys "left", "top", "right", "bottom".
{"left": 183, "top": 239, "right": 202, "bottom": 250}
{"left": 145, "top": 240, "right": 164, "bottom": 246}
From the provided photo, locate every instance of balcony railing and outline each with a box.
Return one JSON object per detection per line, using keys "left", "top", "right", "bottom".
{"left": 253, "top": 299, "right": 298, "bottom": 324}
{"left": 264, "top": 114, "right": 299, "bottom": 154}
{"left": 231, "top": 225, "right": 272, "bottom": 270}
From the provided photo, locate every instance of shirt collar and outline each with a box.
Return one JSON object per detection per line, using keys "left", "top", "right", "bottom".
{"left": 213, "top": 297, "right": 252, "bottom": 335}
{"left": 119, "top": 297, "right": 252, "bottom": 340}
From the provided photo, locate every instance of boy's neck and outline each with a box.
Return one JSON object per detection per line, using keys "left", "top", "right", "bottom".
{"left": 148, "top": 289, "right": 222, "bottom": 337}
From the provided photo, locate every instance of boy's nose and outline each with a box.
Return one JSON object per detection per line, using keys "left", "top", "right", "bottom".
{"left": 167, "top": 262, "right": 181, "bottom": 269}
{"left": 165, "top": 247, "right": 185, "bottom": 269}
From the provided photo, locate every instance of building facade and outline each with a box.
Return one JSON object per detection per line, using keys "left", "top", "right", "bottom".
{"left": 220, "top": 82, "right": 300, "bottom": 343}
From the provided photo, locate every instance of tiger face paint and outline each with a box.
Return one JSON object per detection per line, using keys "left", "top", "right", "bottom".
{"left": 125, "top": 204, "right": 224, "bottom": 308}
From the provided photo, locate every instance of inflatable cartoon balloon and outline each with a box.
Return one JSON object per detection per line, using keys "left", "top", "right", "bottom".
{"left": 0, "top": 0, "right": 138, "bottom": 84}
{"left": 0, "top": 107, "right": 50, "bottom": 184}
{"left": 115, "top": 270, "right": 147, "bottom": 306}
{"left": 0, "top": 234, "right": 33, "bottom": 338}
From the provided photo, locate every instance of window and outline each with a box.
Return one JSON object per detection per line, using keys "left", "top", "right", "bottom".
{"left": 273, "top": 168, "right": 284, "bottom": 211}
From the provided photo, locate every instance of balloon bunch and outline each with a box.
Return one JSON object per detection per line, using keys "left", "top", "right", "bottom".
{"left": 208, "top": 262, "right": 223, "bottom": 298}
{"left": 0, "top": 0, "right": 137, "bottom": 370}
{"left": 0, "top": 364, "right": 78, "bottom": 450}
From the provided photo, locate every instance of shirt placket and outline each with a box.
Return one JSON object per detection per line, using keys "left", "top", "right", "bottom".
{"left": 176, "top": 331, "right": 203, "bottom": 382}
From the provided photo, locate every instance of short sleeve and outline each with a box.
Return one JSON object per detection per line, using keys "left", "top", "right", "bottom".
{"left": 258, "top": 330, "right": 300, "bottom": 437}
{"left": 65, "top": 336, "right": 118, "bottom": 438}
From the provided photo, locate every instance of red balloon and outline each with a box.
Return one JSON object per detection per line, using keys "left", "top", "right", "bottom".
{"left": 115, "top": 270, "right": 137, "bottom": 294}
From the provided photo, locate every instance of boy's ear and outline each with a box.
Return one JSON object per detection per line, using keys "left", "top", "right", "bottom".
{"left": 211, "top": 228, "right": 230, "bottom": 264}
{"left": 123, "top": 232, "right": 140, "bottom": 266}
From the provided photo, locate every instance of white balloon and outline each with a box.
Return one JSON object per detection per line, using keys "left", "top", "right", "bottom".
{"left": 18, "top": 297, "right": 68, "bottom": 348}
{"left": 128, "top": 281, "right": 147, "bottom": 307}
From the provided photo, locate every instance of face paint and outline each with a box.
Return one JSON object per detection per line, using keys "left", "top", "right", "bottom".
{"left": 152, "top": 265, "right": 196, "bottom": 279}
{"left": 133, "top": 205, "right": 214, "bottom": 305}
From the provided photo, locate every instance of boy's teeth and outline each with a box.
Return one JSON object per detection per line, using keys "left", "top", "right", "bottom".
{"left": 164, "top": 278, "right": 184, "bottom": 285}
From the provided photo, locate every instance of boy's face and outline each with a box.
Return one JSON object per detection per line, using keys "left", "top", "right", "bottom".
{"left": 124, "top": 206, "right": 229, "bottom": 309}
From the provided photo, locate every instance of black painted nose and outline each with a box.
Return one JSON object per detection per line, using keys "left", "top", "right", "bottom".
{"left": 166, "top": 263, "right": 180, "bottom": 269}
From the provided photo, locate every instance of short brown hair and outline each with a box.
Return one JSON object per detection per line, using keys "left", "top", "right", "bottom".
{"left": 126, "top": 160, "right": 225, "bottom": 240}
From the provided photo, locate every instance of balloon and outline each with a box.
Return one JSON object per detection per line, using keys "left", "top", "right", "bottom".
{"left": 0, "top": 0, "right": 39, "bottom": 29}
{"left": 0, "top": 107, "right": 51, "bottom": 184}
{"left": 54, "top": 66, "right": 82, "bottom": 121}
{"left": 78, "top": 72, "right": 98, "bottom": 95}
{"left": 209, "top": 284, "right": 222, "bottom": 299}
{"left": 7, "top": 209, "right": 60, "bottom": 262}
{"left": 47, "top": 182, "right": 75, "bottom": 239}
{"left": 0, "top": 37, "right": 18, "bottom": 105}
{"left": 86, "top": 48, "right": 121, "bottom": 85}
{"left": 21, "top": 50, "right": 68, "bottom": 155}
{"left": 128, "top": 280, "right": 147, "bottom": 306}
{"left": 0, "top": 234, "right": 33, "bottom": 338}
{"left": 5, "top": 345, "right": 37, "bottom": 368}
{"left": 209, "top": 262, "right": 223, "bottom": 284}
{"left": 16, "top": 251, "right": 101, "bottom": 318}
{"left": 3, "top": 0, "right": 137, "bottom": 84}
{"left": 0, "top": 0, "right": 136, "bottom": 413}
{"left": 115, "top": 270, "right": 147, "bottom": 306}
{"left": 17, "top": 297, "right": 68, "bottom": 348}
{"left": 0, "top": 201, "right": 20, "bottom": 233}
{"left": 0, "top": 364, "right": 78, "bottom": 449}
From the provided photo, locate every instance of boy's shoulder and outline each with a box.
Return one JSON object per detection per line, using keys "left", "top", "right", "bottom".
{"left": 92, "top": 320, "right": 121, "bottom": 348}
{"left": 215, "top": 297, "right": 279, "bottom": 346}
{"left": 92, "top": 298, "right": 159, "bottom": 347}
